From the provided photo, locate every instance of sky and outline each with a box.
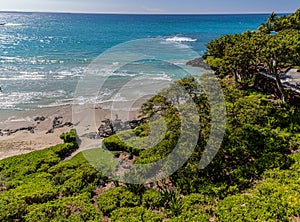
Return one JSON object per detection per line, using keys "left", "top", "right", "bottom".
{"left": 1, "top": 0, "right": 300, "bottom": 14}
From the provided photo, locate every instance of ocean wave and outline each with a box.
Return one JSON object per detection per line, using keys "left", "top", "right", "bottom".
{"left": 0, "top": 56, "right": 63, "bottom": 65}
{"left": 53, "top": 68, "right": 86, "bottom": 79}
{"left": 3, "top": 23, "right": 22, "bottom": 26}
{"left": 0, "top": 90, "right": 67, "bottom": 110}
{"left": 166, "top": 36, "right": 197, "bottom": 42}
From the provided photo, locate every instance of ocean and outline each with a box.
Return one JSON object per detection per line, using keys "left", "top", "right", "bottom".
{"left": 0, "top": 12, "right": 269, "bottom": 114}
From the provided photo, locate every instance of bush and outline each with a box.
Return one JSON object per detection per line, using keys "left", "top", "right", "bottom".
{"left": 60, "top": 129, "right": 77, "bottom": 144}
{"left": 142, "top": 190, "right": 163, "bottom": 210}
{"left": 216, "top": 153, "right": 300, "bottom": 221}
{"left": 0, "top": 130, "right": 103, "bottom": 221}
{"left": 103, "top": 133, "right": 138, "bottom": 155}
{"left": 0, "top": 177, "right": 57, "bottom": 221}
{"left": 49, "top": 156, "right": 101, "bottom": 196}
{"left": 0, "top": 130, "right": 79, "bottom": 182}
{"left": 24, "top": 193, "right": 101, "bottom": 222}
{"left": 111, "top": 207, "right": 163, "bottom": 222}
{"left": 97, "top": 187, "right": 140, "bottom": 215}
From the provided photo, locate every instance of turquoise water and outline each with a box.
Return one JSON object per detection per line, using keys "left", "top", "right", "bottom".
{"left": 0, "top": 12, "right": 269, "bottom": 111}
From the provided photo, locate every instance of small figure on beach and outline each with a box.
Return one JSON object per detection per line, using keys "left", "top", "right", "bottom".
{"left": 0, "top": 87, "right": 2, "bottom": 92}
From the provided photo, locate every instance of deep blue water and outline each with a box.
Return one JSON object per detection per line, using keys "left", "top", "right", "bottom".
{"left": 0, "top": 12, "right": 269, "bottom": 111}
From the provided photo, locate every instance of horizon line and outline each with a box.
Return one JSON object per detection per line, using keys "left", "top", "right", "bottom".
{"left": 0, "top": 10, "right": 292, "bottom": 16}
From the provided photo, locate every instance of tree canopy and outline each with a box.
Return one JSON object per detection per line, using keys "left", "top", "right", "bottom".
{"left": 205, "top": 9, "right": 300, "bottom": 103}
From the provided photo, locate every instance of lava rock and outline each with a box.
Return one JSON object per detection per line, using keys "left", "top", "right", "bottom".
{"left": 186, "top": 57, "right": 212, "bottom": 70}
{"left": 46, "top": 128, "right": 54, "bottom": 134}
{"left": 63, "top": 122, "right": 73, "bottom": 127}
{"left": 114, "top": 152, "right": 121, "bottom": 158}
{"left": 53, "top": 116, "right": 63, "bottom": 128}
{"left": 34, "top": 116, "right": 46, "bottom": 122}
{"left": 128, "top": 153, "right": 134, "bottom": 160}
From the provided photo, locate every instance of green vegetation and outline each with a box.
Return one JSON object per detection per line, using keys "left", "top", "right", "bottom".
{"left": 97, "top": 186, "right": 140, "bottom": 215}
{"left": 0, "top": 130, "right": 106, "bottom": 221}
{"left": 0, "top": 9, "right": 300, "bottom": 221}
{"left": 2, "top": 73, "right": 299, "bottom": 221}
{"left": 206, "top": 9, "right": 300, "bottom": 103}
{"left": 258, "top": 9, "right": 300, "bottom": 33}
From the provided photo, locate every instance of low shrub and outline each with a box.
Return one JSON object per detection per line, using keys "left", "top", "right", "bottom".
{"left": 111, "top": 207, "right": 163, "bottom": 222}
{"left": 24, "top": 193, "right": 101, "bottom": 222}
{"left": 97, "top": 186, "right": 140, "bottom": 215}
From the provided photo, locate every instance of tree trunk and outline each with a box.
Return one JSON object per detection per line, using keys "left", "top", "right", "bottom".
{"left": 274, "top": 72, "right": 287, "bottom": 104}
{"left": 234, "top": 69, "right": 239, "bottom": 83}
{"left": 271, "top": 58, "right": 287, "bottom": 104}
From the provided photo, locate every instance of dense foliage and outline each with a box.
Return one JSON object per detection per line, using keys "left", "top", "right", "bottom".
{"left": 206, "top": 9, "right": 300, "bottom": 103}
{"left": 258, "top": 9, "right": 300, "bottom": 33}
{"left": 0, "top": 130, "right": 106, "bottom": 221}
{"left": 1, "top": 74, "right": 299, "bottom": 221}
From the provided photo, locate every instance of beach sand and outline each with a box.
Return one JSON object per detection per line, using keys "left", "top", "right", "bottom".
{"left": 0, "top": 104, "right": 140, "bottom": 160}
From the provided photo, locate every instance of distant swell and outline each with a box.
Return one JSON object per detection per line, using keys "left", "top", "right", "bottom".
{"left": 166, "top": 36, "right": 197, "bottom": 42}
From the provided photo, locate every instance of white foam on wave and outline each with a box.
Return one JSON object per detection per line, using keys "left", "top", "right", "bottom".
{"left": 0, "top": 72, "right": 45, "bottom": 81}
{"left": 0, "top": 90, "right": 67, "bottom": 110}
{"left": 53, "top": 67, "right": 86, "bottom": 79}
{"left": 3, "top": 23, "right": 22, "bottom": 26}
{"left": 0, "top": 56, "right": 62, "bottom": 65}
{"left": 166, "top": 36, "right": 197, "bottom": 42}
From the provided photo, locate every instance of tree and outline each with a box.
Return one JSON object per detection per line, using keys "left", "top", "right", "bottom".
{"left": 258, "top": 12, "right": 278, "bottom": 34}
{"left": 259, "top": 30, "right": 300, "bottom": 103}
{"left": 273, "top": 9, "right": 300, "bottom": 31}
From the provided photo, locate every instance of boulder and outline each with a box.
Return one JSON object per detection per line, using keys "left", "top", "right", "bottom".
{"left": 97, "top": 118, "right": 145, "bottom": 138}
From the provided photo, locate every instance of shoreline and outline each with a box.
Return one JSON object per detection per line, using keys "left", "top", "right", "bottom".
{"left": 0, "top": 104, "right": 140, "bottom": 160}
{"left": 0, "top": 57, "right": 204, "bottom": 161}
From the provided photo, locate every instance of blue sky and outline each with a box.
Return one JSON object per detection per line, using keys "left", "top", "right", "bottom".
{"left": 1, "top": 0, "right": 300, "bottom": 14}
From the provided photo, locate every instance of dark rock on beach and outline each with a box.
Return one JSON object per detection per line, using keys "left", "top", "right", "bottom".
{"left": 1, "top": 126, "right": 36, "bottom": 136}
{"left": 186, "top": 57, "right": 212, "bottom": 70}
{"left": 128, "top": 153, "right": 134, "bottom": 160}
{"left": 98, "top": 119, "right": 115, "bottom": 138}
{"left": 53, "top": 116, "right": 63, "bottom": 128}
{"left": 34, "top": 116, "right": 46, "bottom": 122}
{"left": 97, "top": 117, "right": 145, "bottom": 139}
{"left": 63, "top": 122, "right": 73, "bottom": 127}
{"left": 114, "top": 152, "right": 121, "bottom": 158}
{"left": 46, "top": 117, "right": 73, "bottom": 134}
{"left": 46, "top": 128, "right": 54, "bottom": 134}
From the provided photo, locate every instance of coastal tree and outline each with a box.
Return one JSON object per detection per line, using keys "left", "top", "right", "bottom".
{"left": 206, "top": 32, "right": 263, "bottom": 84}
{"left": 205, "top": 9, "right": 300, "bottom": 102}
{"left": 222, "top": 31, "right": 263, "bottom": 83}
{"left": 258, "top": 12, "right": 278, "bottom": 34}
{"left": 273, "top": 9, "right": 300, "bottom": 31}
{"left": 259, "top": 30, "right": 300, "bottom": 103}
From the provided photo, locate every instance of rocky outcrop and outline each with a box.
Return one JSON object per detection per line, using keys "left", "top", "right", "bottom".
{"left": 186, "top": 57, "right": 212, "bottom": 70}
{"left": 33, "top": 116, "right": 46, "bottom": 122}
{"left": 46, "top": 117, "right": 73, "bottom": 134}
{"left": 0, "top": 126, "right": 36, "bottom": 136}
{"left": 97, "top": 117, "right": 145, "bottom": 139}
